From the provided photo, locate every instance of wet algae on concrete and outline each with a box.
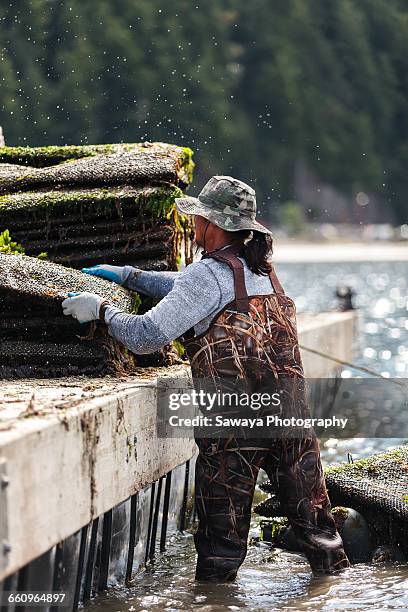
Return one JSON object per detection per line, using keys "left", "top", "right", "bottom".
{"left": 0, "top": 142, "right": 194, "bottom": 269}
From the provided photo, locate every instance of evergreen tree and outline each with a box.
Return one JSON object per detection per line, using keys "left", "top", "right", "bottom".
{"left": 0, "top": 0, "right": 406, "bottom": 221}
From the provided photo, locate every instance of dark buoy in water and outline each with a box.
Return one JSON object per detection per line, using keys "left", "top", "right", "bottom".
{"left": 372, "top": 545, "right": 406, "bottom": 563}
{"left": 260, "top": 508, "right": 373, "bottom": 564}
{"left": 333, "top": 507, "right": 372, "bottom": 563}
{"left": 336, "top": 285, "right": 355, "bottom": 311}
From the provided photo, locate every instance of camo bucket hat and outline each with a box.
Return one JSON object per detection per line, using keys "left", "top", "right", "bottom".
{"left": 175, "top": 175, "right": 270, "bottom": 234}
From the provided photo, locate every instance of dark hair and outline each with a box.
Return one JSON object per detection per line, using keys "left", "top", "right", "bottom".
{"left": 230, "top": 229, "right": 273, "bottom": 275}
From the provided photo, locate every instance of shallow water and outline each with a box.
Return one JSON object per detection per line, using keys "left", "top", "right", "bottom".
{"left": 86, "top": 260, "right": 408, "bottom": 611}
{"left": 86, "top": 532, "right": 408, "bottom": 612}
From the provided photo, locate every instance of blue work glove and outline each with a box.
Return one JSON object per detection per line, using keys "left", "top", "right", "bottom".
{"left": 62, "top": 292, "right": 105, "bottom": 323}
{"left": 81, "top": 264, "right": 128, "bottom": 285}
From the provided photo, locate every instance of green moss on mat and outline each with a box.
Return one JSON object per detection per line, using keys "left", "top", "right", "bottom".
{"left": 179, "top": 147, "right": 195, "bottom": 185}
{"left": 130, "top": 292, "right": 142, "bottom": 315}
{"left": 0, "top": 144, "right": 124, "bottom": 167}
{"left": 331, "top": 506, "right": 349, "bottom": 520}
{"left": 0, "top": 185, "right": 180, "bottom": 216}
{"left": 260, "top": 517, "right": 288, "bottom": 542}
{"left": 0, "top": 142, "right": 195, "bottom": 175}
{"left": 0, "top": 230, "right": 24, "bottom": 255}
{"left": 172, "top": 339, "right": 186, "bottom": 358}
{"left": 325, "top": 447, "right": 408, "bottom": 479}
{"left": 139, "top": 185, "right": 183, "bottom": 217}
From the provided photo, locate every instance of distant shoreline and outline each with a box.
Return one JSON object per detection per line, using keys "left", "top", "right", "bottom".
{"left": 273, "top": 241, "right": 408, "bottom": 262}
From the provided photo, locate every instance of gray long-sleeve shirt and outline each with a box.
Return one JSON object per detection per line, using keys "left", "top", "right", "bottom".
{"left": 104, "top": 257, "right": 275, "bottom": 354}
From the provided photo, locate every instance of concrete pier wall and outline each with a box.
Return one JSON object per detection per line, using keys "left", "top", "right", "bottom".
{"left": 0, "top": 366, "right": 195, "bottom": 582}
{"left": 0, "top": 461, "right": 194, "bottom": 610}
{"left": 298, "top": 311, "right": 358, "bottom": 377}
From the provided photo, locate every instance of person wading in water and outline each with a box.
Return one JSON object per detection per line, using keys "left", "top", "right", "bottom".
{"left": 62, "top": 176, "right": 350, "bottom": 582}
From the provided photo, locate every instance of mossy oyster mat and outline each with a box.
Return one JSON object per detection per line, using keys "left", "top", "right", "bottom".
{"left": 0, "top": 142, "right": 194, "bottom": 269}
{"left": 256, "top": 446, "right": 408, "bottom": 554}
{"left": 0, "top": 252, "right": 141, "bottom": 378}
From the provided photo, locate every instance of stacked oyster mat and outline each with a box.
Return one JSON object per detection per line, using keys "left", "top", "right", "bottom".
{"left": 0, "top": 142, "right": 194, "bottom": 269}
{"left": 0, "top": 142, "right": 195, "bottom": 378}
{"left": 0, "top": 253, "right": 139, "bottom": 378}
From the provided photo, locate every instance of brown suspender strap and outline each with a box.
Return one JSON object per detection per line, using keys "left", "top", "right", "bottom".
{"left": 268, "top": 264, "right": 285, "bottom": 295}
{"left": 206, "top": 248, "right": 250, "bottom": 313}
{"left": 203, "top": 246, "right": 286, "bottom": 307}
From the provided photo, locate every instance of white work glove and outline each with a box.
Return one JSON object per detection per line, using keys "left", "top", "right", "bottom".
{"left": 81, "top": 264, "right": 129, "bottom": 285}
{"left": 62, "top": 292, "right": 106, "bottom": 323}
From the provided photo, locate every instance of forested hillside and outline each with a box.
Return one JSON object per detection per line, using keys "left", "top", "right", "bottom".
{"left": 1, "top": 1, "right": 407, "bottom": 221}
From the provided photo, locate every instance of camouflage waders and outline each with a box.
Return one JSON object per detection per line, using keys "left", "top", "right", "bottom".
{"left": 183, "top": 247, "right": 350, "bottom": 582}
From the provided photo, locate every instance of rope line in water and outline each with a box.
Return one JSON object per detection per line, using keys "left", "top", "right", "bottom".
{"left": 299, "top": 344, "right": 406, "bottom": 387}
